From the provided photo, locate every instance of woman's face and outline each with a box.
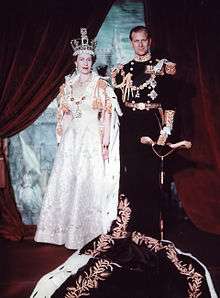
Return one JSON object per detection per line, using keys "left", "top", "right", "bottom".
{"left": 75, "top": 53, "right": 93, "bottom": 74}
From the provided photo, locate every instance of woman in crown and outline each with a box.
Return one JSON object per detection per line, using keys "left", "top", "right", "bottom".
{"left": 34, "top": 28, "right": 122, "bottom": 249}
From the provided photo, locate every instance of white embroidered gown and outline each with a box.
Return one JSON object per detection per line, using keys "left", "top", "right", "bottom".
{"left": 34, "top": 72, "right": 121, "bottom": 249}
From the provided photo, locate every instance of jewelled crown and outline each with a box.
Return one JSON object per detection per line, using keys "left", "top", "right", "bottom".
{"left": 70, "top": 28, "right": 96, "bottom": 56}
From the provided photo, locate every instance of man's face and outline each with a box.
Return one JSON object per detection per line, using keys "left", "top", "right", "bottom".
{"left": 131, "top": 30, "right": 151, "bottom": 56}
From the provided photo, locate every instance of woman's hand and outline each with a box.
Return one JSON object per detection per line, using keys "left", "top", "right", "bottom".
{"left": 102, "top": 145, "right": 109, "bottom": 160}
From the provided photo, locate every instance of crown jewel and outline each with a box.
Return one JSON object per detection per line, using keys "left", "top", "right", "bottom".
{"left": 70, "top": 28, "right": 96, "bottom": 56}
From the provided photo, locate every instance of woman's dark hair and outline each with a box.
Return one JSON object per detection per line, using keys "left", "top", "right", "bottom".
{"left": 129, "top": 25, "right": 152, "bottom": 41}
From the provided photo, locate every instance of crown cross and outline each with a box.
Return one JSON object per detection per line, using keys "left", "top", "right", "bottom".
{"left": 70, "top": 28, "right": 96, "bottom": 56}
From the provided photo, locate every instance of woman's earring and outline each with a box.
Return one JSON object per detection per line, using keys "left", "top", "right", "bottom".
{"left": 74, "top": 62, "right": 78, "bottom": 73}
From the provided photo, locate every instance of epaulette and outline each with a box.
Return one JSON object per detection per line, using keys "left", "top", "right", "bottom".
{"left": 146, "top": 58, "right": 176, "bottom": 76}
{"left": 164, "top": 61, "right": 176, "bottom": 75}
{"left": 116, "top": 63, "right": 125, "bottom": 71}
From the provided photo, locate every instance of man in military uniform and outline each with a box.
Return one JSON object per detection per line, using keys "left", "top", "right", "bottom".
{"left": 112, "top": 26, "right": 178, "bottom": 239}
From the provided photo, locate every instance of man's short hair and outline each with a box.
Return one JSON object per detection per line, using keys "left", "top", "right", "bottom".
{"left": 129, "top": 25, "right": 152, "bottom": 41}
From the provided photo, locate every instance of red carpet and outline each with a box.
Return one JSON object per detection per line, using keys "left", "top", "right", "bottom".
{"left": 0, "top": 239, "right": 73, "bottom": 298}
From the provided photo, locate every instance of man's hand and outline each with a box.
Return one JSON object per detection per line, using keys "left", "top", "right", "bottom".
{"left": 167, "top": 140, "right": 192, "bottom": 149}
{"left": 140, "top": 136, "right": 155, "bottom": 145}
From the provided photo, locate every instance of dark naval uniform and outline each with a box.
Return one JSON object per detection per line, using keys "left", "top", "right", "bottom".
{"left": 113, "top": 54, "right": 178, "bottom": 238}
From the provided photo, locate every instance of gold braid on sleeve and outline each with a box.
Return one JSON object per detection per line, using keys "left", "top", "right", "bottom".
{"left": 164, "top": 110, "right": 175, "bottom": 130}
{"left": 157, "top": 110, "right": 175, "bottom": 146}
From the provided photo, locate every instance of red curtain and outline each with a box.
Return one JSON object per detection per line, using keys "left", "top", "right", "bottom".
{"left": 0, "top": 0, "right": 115, "bottom": 240}
{"left": 145, "top": 0, "right": 220, "bottom": 234}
